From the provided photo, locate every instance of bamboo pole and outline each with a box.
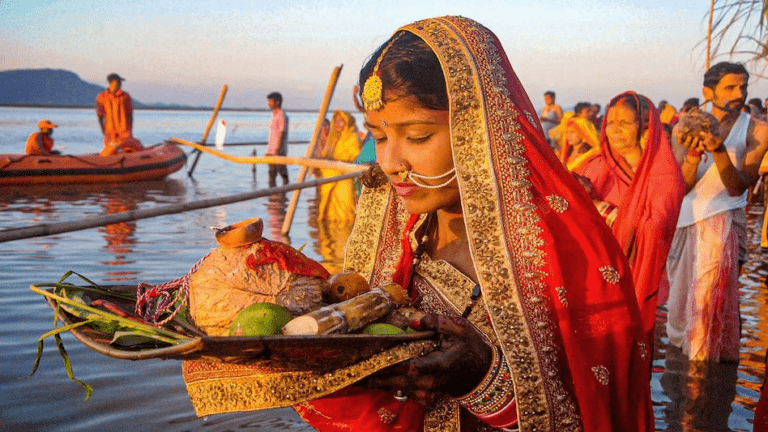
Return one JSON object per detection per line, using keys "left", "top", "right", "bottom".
{"left": 188, "top": 84, "right": 228, "bottom": 176}
{"left": 169, "top": 138, "right": 366, "bottom": 173}
{"left": 282, "top": 65, "right": 343, "bottom": 235}
{"left": 707, "top": 0, "right": 715, "bottom": 70}
{"left": 0, "top": 172, "right": 361, "bottom": 244}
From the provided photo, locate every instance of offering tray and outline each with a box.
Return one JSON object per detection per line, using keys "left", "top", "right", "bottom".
{"left": 32, "top": 278, "right": 433, "bottom": 373}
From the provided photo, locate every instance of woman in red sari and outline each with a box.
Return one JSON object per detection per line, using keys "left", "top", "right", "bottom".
{"left": 295, "top": 18, "right": 653, "bottom": 431}
{"left": 575, "top": 92, "right": 685, "bottom": 346}
{"left": 183, "top": 17, "right": 653, "bottom": 431}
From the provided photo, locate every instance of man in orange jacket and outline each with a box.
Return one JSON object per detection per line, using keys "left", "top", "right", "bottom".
{"left": 95, "top": 73, "right": 143, "bottom": 156}
{"left": 25, "top": 120, "right": 61, "bottom": 155}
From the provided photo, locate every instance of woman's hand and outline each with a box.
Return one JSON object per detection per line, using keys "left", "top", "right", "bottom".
{"left": 364, "top": 313, "right": 493, "bottom": 404}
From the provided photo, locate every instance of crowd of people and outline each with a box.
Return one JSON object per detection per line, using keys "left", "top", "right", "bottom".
{"left": 291, "top": 17, "right": 768, "bottom": 432}
{"left": 178, "top": 16, "right": 768, "bottom": 432}
{"left": 20, "top": 14, "right": 768, "bottom": 431}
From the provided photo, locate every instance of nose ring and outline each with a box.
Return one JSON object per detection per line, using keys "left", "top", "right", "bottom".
{"left": 398, "top": 169, "right": 410, "bottom": 180}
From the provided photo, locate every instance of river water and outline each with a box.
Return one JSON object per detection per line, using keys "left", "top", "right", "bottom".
{"left": 0, "top": 106, "right": 765, "bottom": 431}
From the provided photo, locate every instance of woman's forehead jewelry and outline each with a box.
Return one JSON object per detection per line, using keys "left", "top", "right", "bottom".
{"left": 382, "top": 119, "right": 388, "bottom": 127}
{"left": 362, "top": 33, "right": 403, "bottom": 112}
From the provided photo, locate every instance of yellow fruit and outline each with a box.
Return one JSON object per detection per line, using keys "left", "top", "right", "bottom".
{"left": 361, "top": 323, "right": 406, "bottom": 335}
{"left": 229, "top": 303, "right": 293, "bottom": 336}
{"left": 326, "top": 271, "right": 370, "bottom": 303}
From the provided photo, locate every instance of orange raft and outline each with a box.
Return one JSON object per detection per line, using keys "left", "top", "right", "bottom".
{"left": 0, "top": 142, "right": 186, "bottom": 185}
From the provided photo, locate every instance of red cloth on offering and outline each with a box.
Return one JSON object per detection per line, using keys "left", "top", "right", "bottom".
{"left": 246, "top": 239, "right": 331, "bottom": 280}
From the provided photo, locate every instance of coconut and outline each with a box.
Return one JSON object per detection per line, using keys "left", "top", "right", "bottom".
{"left": 188, "top": 239, "right": 329, "bottom": 336}
{"left": 675, "top": 109, "right": 720, "bottom": 143}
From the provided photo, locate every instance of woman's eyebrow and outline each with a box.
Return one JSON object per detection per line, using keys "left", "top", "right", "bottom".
{"left": 364, "top": 120, "right": 441, "bottom": 129}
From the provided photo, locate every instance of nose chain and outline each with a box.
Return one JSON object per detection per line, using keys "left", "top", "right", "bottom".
{"left": 399, "top": 168, "right": 457, "bottom": 189}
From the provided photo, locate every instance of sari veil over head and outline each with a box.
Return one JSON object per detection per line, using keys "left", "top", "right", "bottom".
{"left": 577, "top": 91, "right": 685, "bottom": 337}
{"left": 183, "top": 17, "right": 653, "bottom": 432}
{"left": 558, "top": 116, "right": 600, "bottom": 171}
{"left": 339, "top": 17, "right": 651, "bottom": 431}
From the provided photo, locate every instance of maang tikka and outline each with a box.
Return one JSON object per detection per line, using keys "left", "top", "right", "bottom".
{"left": 362, "top": 33, "right": 403, "bottom": 112}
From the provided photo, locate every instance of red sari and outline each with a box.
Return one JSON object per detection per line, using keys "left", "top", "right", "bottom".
{"left": 298, "top": 18, "right": 653, "bottom": 431}
{"left": 575, "top": 92, "right": 685, "bottom": 342}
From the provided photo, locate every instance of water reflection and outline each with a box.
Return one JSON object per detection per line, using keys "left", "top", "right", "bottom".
{"left": 306, "top": 193, "right": 354, "bottom": 275}
{"left": 660, "top": 344, "right": 738, "bottom": 431}
{"left": 265, "top": 191, "right": 289, "bottom": 244}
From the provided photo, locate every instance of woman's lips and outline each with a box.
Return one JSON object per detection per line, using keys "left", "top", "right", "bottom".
{"left": 391, "top": 181, "right": 419, "bottom": 197}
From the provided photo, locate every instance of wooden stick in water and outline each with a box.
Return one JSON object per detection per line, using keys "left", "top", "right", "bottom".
{"left": 170, "top": 137, "right": 366, "bottom": 173}
{"left": 188, "top": 84, "right": 228, "bottom": 176}
{"left": 282, "top": 65, "right": 343, "bottom": 236}
{"left": 0, "top": 172, "right": 361, "bottom": 244}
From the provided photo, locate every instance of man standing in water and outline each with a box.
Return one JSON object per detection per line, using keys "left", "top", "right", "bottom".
{"left": 266, "top": 91, "right": 289, "bottom": 186}
{"left": 666, "top": 62, "right": 768, "bottom": 362}
{"left": 539, "top": 90, "right": 562, "bottom": 149}
{"left": 95, "top": 73, "right": 143, "bottom": 156}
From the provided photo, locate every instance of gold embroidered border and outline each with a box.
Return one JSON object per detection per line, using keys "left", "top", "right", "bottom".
{"left": 402, "top": 17, "right": 581, "bottom": 431}
{"left": 417, "top": 257, "right": 496, "bottom": 344}
{"left": 183, "top": 340, "right": 435, "bottom": 417}
{"left": 344, "top": 183, "right": 410, "bottom": 289}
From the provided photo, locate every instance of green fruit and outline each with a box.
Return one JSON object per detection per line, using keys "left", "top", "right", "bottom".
{"left": 229, "top": 303, "right": 293, "bottom": 336}
{"left": 361, "top": 323, "right": 406, "bottom": 335}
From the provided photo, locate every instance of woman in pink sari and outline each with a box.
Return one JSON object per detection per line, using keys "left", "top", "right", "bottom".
{"left": 575, "top": 92, "right": 685, "bottom": 345}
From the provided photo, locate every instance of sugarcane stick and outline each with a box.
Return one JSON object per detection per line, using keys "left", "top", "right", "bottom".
{"left": 282, "top": 282, "right": 408, "bottom": 335}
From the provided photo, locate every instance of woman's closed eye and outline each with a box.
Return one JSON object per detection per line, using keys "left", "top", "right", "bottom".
{"left": 408, "top": 134, "right": 432, "bottom": 143}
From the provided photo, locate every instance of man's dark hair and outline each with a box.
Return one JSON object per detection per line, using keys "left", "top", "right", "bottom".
{"left": 748, "top": 98, "right": 765, "bottom": 111}
{"left": 267, "top": 92, "right": 283, "bottom": 105}
{"left": 681, "top": 97, "right": 700, "bottom": 111}
{"left": 574, "top": 102, "right": 591, "bottom": 114}
{"left": 544, "top": 91, "right": 555, "bottom": 98}
{"left": 703, "top": 62, "right": 749, "bottom": 89}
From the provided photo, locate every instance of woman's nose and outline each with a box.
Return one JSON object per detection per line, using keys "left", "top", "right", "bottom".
{"left": 376, "top": 141, "right": 406, "bottom": 175}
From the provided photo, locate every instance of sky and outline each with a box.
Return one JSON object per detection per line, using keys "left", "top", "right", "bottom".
{"left": 1, "top": 0, "right": 767, "bottom": 112}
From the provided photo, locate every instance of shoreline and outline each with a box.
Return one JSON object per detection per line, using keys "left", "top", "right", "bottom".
{"left": 0, "top": 103, "right": 322, "bottom": 113}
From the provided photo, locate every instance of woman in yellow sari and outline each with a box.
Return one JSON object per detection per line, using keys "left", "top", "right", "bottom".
{"left": 316, "top": 110, "right": 362, "bottom": 221}
{"left": 557, "top": 115, "right": 600, "bottom": 171}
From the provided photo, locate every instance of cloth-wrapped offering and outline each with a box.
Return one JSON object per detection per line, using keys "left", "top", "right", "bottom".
{"left": 31, "top": 218, "right": 432, "bottom": 404}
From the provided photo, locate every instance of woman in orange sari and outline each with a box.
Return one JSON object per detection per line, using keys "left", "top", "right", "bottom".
{"left": 574, "top": 92, "right": 685, "bottom": 347}
{"left": 183, "top": 17, "right": 653, "bottom": 431}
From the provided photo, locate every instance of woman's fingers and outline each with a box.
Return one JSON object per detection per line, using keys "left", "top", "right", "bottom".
{"left": 414, "top": 313, "right": 474, "bottom": 337}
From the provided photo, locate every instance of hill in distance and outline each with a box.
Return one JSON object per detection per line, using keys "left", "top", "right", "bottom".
{"left": 0, "top": 68, "right": 150, "bottom": 108}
